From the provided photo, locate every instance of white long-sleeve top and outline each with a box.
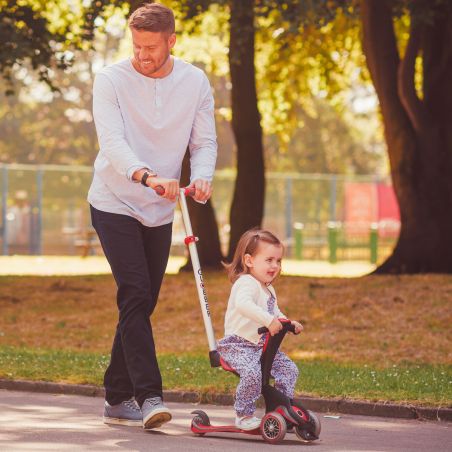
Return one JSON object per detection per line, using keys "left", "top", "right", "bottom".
{"left": 223, "top": 274, "right": 287, "bottom": 344}
{"left": 87, "top": 57, "right": 217, "bottom": 227}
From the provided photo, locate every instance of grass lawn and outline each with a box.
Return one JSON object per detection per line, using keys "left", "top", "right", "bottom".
{"left": 0, "top": 272, "right": 451, "bottom": 406}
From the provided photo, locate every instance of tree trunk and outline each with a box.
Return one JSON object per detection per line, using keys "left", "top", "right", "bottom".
{"left": 361, "top": 0, "right": 452, "bottom": 273}
{"left": 127, "top": 0, "right": 145, "bottom": 15}
{"left": 179, "top": 150, "right": 224, "bottom": 271}
{"left": 227, "top": 0, "right": 265, "bottom": 260}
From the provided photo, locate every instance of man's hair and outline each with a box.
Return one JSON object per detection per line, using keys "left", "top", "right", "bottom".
{"left": 128, "top": 3, "right": 175, "bottom": 34}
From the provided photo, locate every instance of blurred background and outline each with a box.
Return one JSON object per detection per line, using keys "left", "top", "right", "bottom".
{"left": 0, "top": 0, "right": 414, "bottom": 268}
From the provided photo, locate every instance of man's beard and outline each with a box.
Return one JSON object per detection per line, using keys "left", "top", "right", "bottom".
{"left": 137, "top": 54, "right": 170, "bottom": 76}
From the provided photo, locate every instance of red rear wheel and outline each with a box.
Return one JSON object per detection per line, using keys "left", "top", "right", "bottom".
{"left": 190, "top": 410, "right": 210, "bottom": 436}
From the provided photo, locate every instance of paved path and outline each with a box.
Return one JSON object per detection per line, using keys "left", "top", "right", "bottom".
{"left": 0, "top": 256, "right": 375, "bottom": 277}
{"left": 0, "top": 390, "right": 450, "bottom": 451}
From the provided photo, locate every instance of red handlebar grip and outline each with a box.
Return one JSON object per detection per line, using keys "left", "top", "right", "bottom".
{"left": 154, "top": 186, "right": 196, "bottom": 197}
{"left": 155, "top": 185, "right": 165, "bottom": 196}
{"left": 184, "top": 187, "right": 196, "bottom": 197}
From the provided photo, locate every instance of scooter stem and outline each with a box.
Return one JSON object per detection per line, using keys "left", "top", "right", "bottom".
{"left": 178, "top": 188, "right": 219, "bottom": 364}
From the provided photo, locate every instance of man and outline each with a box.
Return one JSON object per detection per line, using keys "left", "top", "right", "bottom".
{"left": 88, "top": 3, "right": 217, "bottom": 430}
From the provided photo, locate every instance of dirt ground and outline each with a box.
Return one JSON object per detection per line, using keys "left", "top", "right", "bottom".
{"left": 0, "top": 272, "right": 451, "bottom": 366}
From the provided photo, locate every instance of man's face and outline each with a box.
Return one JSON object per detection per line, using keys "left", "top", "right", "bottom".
{"left": 130, "top": 28, "right": 176, "bottom": 77}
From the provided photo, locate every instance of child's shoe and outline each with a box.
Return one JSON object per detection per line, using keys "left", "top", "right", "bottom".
{"left": 235, "top": 415, "right": 261, "bottom": 430}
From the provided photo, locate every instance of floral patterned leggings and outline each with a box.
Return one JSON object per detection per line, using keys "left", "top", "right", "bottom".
{"left": 217, "top": 295, "right": 299, "bottom": 417}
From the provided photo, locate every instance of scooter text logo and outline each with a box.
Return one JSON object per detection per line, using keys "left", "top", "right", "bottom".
{"left": 197, "top": 268, "right": 210, "bottom": 316}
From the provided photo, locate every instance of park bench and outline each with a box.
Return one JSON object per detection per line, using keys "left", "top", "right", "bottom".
{"left": 62, "top": 226, "right": 102, "bottom": 257}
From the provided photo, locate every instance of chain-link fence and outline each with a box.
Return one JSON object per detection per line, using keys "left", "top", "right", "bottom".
{"left": 0, "top": 164, "right": 399, "bottom": 263}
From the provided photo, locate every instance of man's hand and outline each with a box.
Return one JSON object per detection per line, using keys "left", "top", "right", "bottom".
{"left": 148, "top": 177, "right": 179, "bottom": 202}
{"left": 187, "top": 179, "right": 212, "bottom": 203}
{"left": 268, "top": 318, "right": 283, "bottom": 336}
{"left": 291, "top": 320, "right": 303, "bottom": 334}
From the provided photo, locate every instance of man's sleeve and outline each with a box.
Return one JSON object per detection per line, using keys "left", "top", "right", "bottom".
{"left": 188, "top": 74, "right": 218, "bottom": 183}
{"left": 93, "top": 73, "right": 149, "bottom": 180}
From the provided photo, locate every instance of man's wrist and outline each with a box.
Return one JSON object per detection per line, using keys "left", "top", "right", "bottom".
{"left": 140, "top": 170, "right": 158, "bottom": 186}
{"left": 140, "top": 171, "right": 150, "bottom": 186}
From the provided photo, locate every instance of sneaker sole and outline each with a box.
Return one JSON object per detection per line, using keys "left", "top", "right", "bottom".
{"left": 103, "top": 416, "right": 142, "bottom": 427}
{"left": 143, "top": 409, "right": 172, "bottom": 430}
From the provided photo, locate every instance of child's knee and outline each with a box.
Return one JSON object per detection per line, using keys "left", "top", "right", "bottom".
{"left": 277, "top": 359, "right": 298, "bottom": 381}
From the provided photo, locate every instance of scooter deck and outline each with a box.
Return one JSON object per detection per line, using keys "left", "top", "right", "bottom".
{"left": 191, "top": 423, "right": 261, "bottom": 436}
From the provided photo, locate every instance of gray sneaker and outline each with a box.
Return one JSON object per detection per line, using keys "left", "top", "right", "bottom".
{"left": 103, "top": 398, "right": 142, "bottom": 426}
{"left": 142, "top": 396, "right": 172, "bottom": 429}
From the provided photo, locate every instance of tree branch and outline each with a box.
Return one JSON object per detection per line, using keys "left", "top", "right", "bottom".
{"left": 397, "top": 21, "right": 427, "bottom": 132}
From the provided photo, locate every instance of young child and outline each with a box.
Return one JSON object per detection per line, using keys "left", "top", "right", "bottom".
{"left": 217, "top": 228, "right": 303, "bottom": 431}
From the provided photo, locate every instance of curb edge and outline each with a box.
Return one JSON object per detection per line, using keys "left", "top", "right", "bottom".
{"left": 1, "top": 378, "right": 450, "bottom": 422}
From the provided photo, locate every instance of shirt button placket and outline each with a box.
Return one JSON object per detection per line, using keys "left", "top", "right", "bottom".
{"left": 155, "top": 79, "right": 162, "bottom": 118}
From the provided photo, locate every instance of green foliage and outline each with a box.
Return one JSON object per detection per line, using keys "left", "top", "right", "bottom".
{"left": 0, "top": 0, "right": 75, "bottom": 93}
{"left": 0, "top": 43, "right": 103, "bottom": 164}
{"left": 0, "top": 0, "right": 131, "bottom": 93}
{"left": 263, "top": 99, "right": 382, "bottom": 174}
{"left": 259, "top": 0, "right": 355, "bottom": 27}
{"left": 0, "top": 0, "right": 384, "bottom": 173}
{"left": 254, "top": 4, "right": 380, "bottom": 173}
{"left": 174, "top": 2, "right": 383, "bottom": 173}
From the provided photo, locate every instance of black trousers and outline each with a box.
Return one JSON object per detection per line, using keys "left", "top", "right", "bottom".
{"left": 90, "top": 205, "right": 172, "bottom": 407}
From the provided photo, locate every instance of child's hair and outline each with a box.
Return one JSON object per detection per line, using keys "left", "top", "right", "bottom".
{"left": 225, "top": 228, "right": 283, "bottom": 282}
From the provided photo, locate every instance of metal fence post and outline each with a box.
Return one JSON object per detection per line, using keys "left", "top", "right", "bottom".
{"left": 2, "top": 165, "right": 8, "bottom": 255}
{"left": 329, "top": 175, "right": 337, "bottom": 222}
{"left": 285, "top": 177, "right": 293, "bottom": 254}
{"left": 328, "top": 222, "right": 338, "bottom": 264}
{"left": 293, "top": 222, "right": 304, "bottom": 260}
{"left": 370, "top": 223, "right": 378, "bottom": 264}
{"left": 33, "top": 168, "right": 43, "bottom": 255}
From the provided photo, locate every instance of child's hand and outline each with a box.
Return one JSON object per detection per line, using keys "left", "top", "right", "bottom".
{"left": 291, "top": 320, "right": 303, "bottom": 334}
{"left": 268, "top": 318, "right": 283, "bottom": 336}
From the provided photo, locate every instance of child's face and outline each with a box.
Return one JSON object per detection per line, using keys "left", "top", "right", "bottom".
{"left": 244, "top": 242, "right": 283, "bottom": 285}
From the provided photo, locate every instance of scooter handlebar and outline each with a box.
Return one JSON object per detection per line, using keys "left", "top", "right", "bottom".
{"left": 258, "top": 320, "right": 296, "bottom": 335}
{"left": 154, "top": 186, "right": 196, "bottom": 197}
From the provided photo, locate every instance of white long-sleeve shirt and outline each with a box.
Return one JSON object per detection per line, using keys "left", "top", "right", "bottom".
{"left": 223, "top": 274, "right": 287, "bottom": 344}
{"left": 87, "top": 57, "right": 217, "bottom": 227}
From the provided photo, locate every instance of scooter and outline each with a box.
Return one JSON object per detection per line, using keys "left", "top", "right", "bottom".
{"left": 175, "top": 187, "right": 321, "bottom": 445}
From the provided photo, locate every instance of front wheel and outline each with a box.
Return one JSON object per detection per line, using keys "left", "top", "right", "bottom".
{"left": 294, "top": 410, "right": 321, "bottom": 442}
{"left": 308, "top": 410, "right": 321, "bottom": 436}
{"left": 260, "top": 412, "right": 287, "bottom": 444}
